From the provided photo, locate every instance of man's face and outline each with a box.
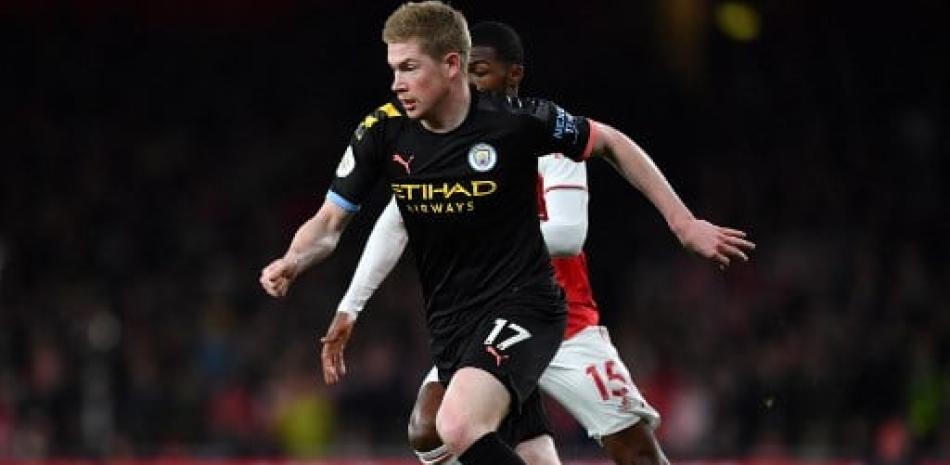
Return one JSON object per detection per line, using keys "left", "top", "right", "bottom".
{"left": 388, "top": 39, "right": 450, "bottom": 120}
{"left": 468, "top": 45, "right": 521, "bottom": 96}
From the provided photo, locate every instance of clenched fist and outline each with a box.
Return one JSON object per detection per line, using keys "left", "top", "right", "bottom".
{"left": 259, "top": 257, "right": 300, "bottom": 297}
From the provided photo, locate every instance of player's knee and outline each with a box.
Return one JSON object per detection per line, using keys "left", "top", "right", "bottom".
{"left": 408, "top": 408, "right": 443, "bottom": 453}
{"left": 435, "top": 409, "right": 490, "bottom": 455}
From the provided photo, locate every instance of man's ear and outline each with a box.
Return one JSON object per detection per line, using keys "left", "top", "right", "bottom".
{"left": 507, "top": 64, "right": 525, "bottom": 89}
{"left": 444, "top": 52, "right": 464, "bottom": 78}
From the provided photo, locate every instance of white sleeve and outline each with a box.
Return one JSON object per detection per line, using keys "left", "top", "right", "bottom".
{"left": 538, "top": 155, "right": 589, "bottom": 257}
{"left": 337, "top": 197, "right": 408, "bottom": 319}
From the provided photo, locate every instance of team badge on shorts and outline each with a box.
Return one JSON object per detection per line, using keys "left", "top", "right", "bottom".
{"left": 336, "top": 146, "right": 355, "bottom": 177}
{"left": 468, "top": 143, "right": 497, "bottom": 172}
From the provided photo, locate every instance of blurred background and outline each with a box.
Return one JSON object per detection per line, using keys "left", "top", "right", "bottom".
{"left": 1, "top": 0, "right": 947, "bottom": 462}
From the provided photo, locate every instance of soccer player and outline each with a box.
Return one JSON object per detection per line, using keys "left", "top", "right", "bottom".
{"left": 260, "top": 3, "right": 754, "bottom": 465}
{"left": 320, "top": 20, "right": 696, "bottom": 465}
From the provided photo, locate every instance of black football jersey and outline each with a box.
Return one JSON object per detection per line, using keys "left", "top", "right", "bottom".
{"left": 329, "top": 90, "right": 596, "bottom": 358}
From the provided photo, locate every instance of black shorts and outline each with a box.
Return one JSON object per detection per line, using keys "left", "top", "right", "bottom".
{"left": 438, "top": 281, "right": 567, "bottom": 409}
{"left": 497, "top": 389, "right": 553, "bottom": 446}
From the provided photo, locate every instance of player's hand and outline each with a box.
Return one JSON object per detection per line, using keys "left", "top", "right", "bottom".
{"left": 675, "top": 219, "right": 755, "bottom": 270}
{"left": 320, "top": 311, "right": 355, "bottom": 384}
{"left": 259, "top": 257, "right": 299, "bottom": 297}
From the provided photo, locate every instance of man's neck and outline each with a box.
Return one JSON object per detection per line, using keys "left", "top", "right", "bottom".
{"left": 421, "top": 82, "right": 471, "bottom": 133}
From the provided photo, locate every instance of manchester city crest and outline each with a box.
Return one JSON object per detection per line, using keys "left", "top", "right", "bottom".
{"left": 467, "top": 143, "right": 497, "bottom": 172}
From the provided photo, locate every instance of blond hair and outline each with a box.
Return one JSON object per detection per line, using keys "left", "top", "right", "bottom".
{"left": 383, "top": 1, "right": 471, "bottom": 67}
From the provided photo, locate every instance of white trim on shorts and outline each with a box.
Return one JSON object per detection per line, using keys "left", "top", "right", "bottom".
{"left": 422, "top": 366, "right": 440, "bottom": 387}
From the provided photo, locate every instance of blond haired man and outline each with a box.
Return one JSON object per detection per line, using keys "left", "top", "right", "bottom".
{"left": 261, "top": 3, "right": 754, "bottom": 465}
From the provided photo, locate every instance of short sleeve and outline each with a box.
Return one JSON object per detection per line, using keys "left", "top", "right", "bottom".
{"left": 523, "top": 98, "right": 599, "bottom": 162}
{"left": 328, "top": 102, "right": 402, "bottom": 211}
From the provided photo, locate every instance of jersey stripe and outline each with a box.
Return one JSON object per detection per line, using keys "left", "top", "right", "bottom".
{"left": 326, "top": 190, "right": 360, "bottom": 212}
{"left": 544, "top": 184, "right": 587, "bottom": 193}
{"left": 582, "top": 119, "right": 600, "bottom": 160}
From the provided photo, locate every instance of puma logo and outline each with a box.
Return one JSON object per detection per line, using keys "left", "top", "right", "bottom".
{"left": 393, "top": 153, "right": 414, "bottom": 174}
{"left": 485, "top": 346, "right": 510, "bottom": 367}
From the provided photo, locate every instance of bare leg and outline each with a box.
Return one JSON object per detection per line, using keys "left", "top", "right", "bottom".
{"left": 515, "top": 434, "right": 562, "bottom": 465}
{"left": 436, "top": 367, "right": 511, "bottom": 452}
{"left": 409, "top": 369, "right": 561, "bottom": 465}
{"left": 409, "top": 381, "right": 455, "bottom": 464}
{"left": 601, "top": 422, "right": 671, "bottom": 465}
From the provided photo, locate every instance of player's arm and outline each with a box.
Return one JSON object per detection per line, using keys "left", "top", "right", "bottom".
{"left": 587, "top": 121, "right": 755, "bottom": 268}
{"left": 259, "top": 199, "right": 353, "bottom": 298}
{"left": 261, "top": 100, "right": 397, "bottom": 296}
{"left": 337, "top": 197, "right": 408, "bottom": 318}
{"left": 541, "top": 188, "right": 588, "bottom": 257}
{"left": 321, "top": 197, "right": 408, "bottom": 384}
{"left": 538, "top": 156, "right": 589, "bottom": 257}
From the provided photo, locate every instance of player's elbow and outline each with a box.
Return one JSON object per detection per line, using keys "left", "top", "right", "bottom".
{"left": 591, "top": 122, "right": 633, "bottom": 162}
{"left": 541, "top": 222, "right": 587, "bottom": 257}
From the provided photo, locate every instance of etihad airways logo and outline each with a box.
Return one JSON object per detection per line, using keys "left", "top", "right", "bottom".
{"left": 391, "top": 180, "right": 499, "bottom": 216}
{"left": 391, "top": 180, "right": 497, "bottom": 201}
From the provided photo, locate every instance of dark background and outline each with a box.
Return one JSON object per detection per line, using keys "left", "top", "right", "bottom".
{"left": 1, "top": 0, "right": 947, "bottom": 461}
